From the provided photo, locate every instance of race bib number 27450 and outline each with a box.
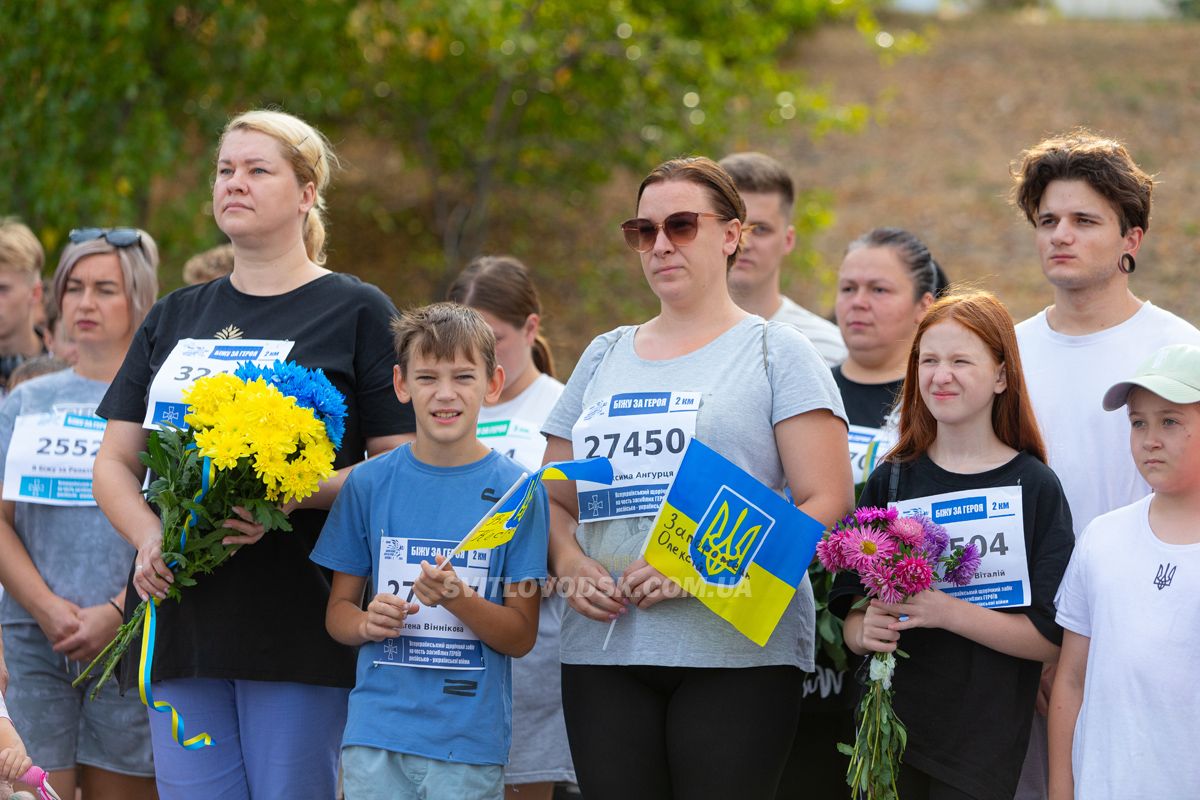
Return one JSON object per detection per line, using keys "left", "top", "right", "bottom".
{"left": 570, "top": 391, "right": 701, "bottom": 523}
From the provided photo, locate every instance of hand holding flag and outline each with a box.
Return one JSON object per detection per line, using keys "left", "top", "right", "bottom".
{"left": 641, "top": 439, "right": 825, "bottom": 646}
{"left": 406, "top": 457, "right": 614, "bottom": 603}
{"left": 452, "top": 457, "right": 614, "bottom": 555}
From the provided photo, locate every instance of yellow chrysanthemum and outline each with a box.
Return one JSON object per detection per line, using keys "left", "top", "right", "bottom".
{"left": 183, "top": 371, "right": 338, "bottom": 503}
{"left": 183, "top": 372, "right": 244, "bottom": 430}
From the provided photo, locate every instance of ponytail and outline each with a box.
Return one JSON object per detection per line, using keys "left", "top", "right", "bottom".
{"left": 303, "top": 206, "right": 327, "bottom": 265}
{"left": 532, "top": 334, "right": 556, "bottom": 379}
{"left": 448, "top": 255, "right": 556, "bottom": 377}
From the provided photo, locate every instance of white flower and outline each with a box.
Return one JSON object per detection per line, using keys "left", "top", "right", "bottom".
{"left": 869, "top": 652, "right": 896, "bottom": 690}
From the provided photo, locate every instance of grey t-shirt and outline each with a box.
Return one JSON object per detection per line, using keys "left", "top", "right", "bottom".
{"left": 542, "top": 316, "right": 847, "bottom": 669}
{"left": 0, "top": 369, "right": 134, "bottom": 626}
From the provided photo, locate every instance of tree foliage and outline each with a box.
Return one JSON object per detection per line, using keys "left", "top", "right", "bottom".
{"left": 346, "top": 0, "right": 874, "bottom": 278}
{"left": 1, "top": 0, "right": 355, "bottom": 259}
{"left": 1, "top": 0, "right": 879, "bottom": 287}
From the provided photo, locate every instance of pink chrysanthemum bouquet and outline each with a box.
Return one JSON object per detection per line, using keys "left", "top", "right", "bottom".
{"left": 817, "top": 507, "right": 981, "bottom": 800}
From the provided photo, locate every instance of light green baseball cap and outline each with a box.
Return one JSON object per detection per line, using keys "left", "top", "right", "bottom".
{"left": 1103, "top": 343, "right": 1200, "bottom": 411}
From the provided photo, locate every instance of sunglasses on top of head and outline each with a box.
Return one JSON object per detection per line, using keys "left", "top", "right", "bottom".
{"left": 68, "top": 227, "right": 142, "bottom": 248}
{"left": 619, "top": 211, "right": 728, "bottom": 253}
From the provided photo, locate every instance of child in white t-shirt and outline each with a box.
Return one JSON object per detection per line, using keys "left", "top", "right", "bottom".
{"left": 1050, "top": 344, "right": 1200, "bottom": 800}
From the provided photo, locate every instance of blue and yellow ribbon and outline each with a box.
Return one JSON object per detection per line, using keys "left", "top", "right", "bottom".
{"left": 175, "top": 450, "right": 214, "bottom": 557}
{"left": 138, "top": 599, "right": 212, "bottom": 749}
{"left": 137, "top": 454, "right": 215, "bottom": 749}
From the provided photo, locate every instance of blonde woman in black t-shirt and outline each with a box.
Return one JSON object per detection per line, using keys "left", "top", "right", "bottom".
{"left": 93, "top": 110, "right": 414, "bottom": 799}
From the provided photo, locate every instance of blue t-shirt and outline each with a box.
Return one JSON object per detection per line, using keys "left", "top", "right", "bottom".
{"left": 311, "top": 445, "right": 548, "bottom": 765}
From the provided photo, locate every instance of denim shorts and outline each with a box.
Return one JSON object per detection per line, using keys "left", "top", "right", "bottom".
{"left": 1, "top": 623, "right": 154, "bottom": 776}
{"left": 342, "top": 746, "right": 503, "bottom": 800}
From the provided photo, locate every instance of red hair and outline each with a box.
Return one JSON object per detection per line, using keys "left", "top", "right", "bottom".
{"left": 888, "top": 291, "right": 1047, "bottom": 464}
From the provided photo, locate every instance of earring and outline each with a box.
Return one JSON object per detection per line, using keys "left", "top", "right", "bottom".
{"left": 1119, "top": 253, "right": 1136, "bottom": 274}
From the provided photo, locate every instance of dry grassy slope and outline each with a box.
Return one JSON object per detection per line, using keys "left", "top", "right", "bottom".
{"left": 332, "top": 14, "right": 1200, "bottom": 370}
{"left": 780, "top": 14, "right": 1200, "bottom": 323}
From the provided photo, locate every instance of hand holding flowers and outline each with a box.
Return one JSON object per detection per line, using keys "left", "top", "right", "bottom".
{"left": 74, "top": 361, "right": 346, "bottom": 701}
{"left": 816, "top": 506, "right": 981, "bottom": 800}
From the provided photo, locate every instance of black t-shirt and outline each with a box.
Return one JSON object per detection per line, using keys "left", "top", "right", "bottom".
{"left": 830, "top": 452, "right": 1074, "bottom": 800}
{"left": 99, "top": 273, "right": 415, "bottom": 688}
{"left": 831, "top": 364, "right": 902, "bottom": 429}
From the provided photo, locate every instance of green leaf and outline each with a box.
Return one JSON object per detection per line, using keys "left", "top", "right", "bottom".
{"left": 175, "top": 574, "right": 197, "bottom": 587}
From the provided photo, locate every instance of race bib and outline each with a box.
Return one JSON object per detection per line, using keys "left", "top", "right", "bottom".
{"left": 891, "top": 485, "right": 1030, "bottom": 608}
{"left": 848, "top": 424, "right": 896, "bottom": 487}
{"left": 374, "top": 537, "right": 492, "bottom": 670}
{"left": 142, "top": 338, "right": 294, "bottom": 429}
{"left": 477, "top": 417, "right": 546, "bottom": 472}
{"left": 3, "top": 411, "right": 105, "bottom": 506}
{"left": 570, "top": 391, "right": 700, "bottom": 522}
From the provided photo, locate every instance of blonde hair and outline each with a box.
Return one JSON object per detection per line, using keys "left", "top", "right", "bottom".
{"left": 53, "top": 231, "right": 160, "bottom": 331}
{"left": 0, "top": 218, "right": 45, "bottom": 281}
{"left": 219, "top": 110, "right": 339, "bottom": 265}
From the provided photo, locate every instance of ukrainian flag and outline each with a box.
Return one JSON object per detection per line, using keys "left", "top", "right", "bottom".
{"left": 457, "top": 458, "right": 614, "bottom": 552}
{"left": 643, "top": 440, "right": 823, "bottom": 646}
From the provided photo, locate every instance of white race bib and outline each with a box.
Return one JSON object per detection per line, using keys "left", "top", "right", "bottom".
{"left": 848, "top": 424, "right": 896, "bottom": 487}
{"left": 142, "top": 338, "right": 294, "bottom": 429}
{"left": 374, "top": 537, "right": 492, "bottom": 670}
{"left": 477, "top": 417, "right": 546, "bottom": 472}
{"left": 2, "top": 411, "right": 106, "bottom": 506}
{"left": 891, "top": 485, "right": 1030, "bottom": 608}
{"left": 570, "top": 391, "right": 700, "bottom": 522}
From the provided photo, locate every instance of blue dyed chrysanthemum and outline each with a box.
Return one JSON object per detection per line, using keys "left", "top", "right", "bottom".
{"left": 235, "top": 360, "right": 347, "bottom": 448}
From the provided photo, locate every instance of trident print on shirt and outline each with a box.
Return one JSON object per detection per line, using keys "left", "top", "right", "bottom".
{"left": 1153, "top": 563, "right": 1177, "bottom": 591}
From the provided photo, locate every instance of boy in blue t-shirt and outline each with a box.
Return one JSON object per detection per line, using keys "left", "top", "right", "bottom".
{"left": 311, "top": 302, "right": 547, "bottom": 800}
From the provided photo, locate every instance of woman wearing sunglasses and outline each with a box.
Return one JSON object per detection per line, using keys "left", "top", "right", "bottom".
{"left": 91, "top": 110, "right": 415, "bottom": 799}
{"left": 540, "top": 157, "right": 853, "bottom": 799}
{"left": 0, "top": 228, "right": 159, "bottom": 800}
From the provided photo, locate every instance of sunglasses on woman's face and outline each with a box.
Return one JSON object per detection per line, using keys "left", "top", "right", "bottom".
{"left": 619, "top": 211, "right": 726, "bottom": 253}
{"left": 68, "top": 227, "right": 142, "bottom": 248}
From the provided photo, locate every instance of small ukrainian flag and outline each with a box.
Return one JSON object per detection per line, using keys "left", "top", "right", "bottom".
{"left": 456, "top": 458, "right": 614, "bottom": 552}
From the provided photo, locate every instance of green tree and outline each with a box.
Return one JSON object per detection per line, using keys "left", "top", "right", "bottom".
{"left": 0, "top": 0, "right": 355, "bottom": 263}
{"left": 347, "top": 0, "right": 873, "bottom": 285}
{"left": 1, "top": 0, "right": 882, "bottom": 291}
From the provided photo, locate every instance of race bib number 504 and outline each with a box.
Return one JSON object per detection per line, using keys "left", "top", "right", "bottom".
{"left": 142, "top": 338, "right": 294, "bottom": 429}
{"left": 570, "top": 391, "right": 700, "bottom": 522}
{"left": 891, "top": 485, "right": 1030, "bottom": 609}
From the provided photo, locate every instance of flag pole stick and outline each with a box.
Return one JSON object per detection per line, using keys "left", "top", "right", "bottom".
{"left": 406, "top": 471, "right": 529, "bottom": 602}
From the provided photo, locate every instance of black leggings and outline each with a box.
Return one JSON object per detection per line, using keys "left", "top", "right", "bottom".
{"left": 561, "top": 663, "right": 804, "bottom": 800}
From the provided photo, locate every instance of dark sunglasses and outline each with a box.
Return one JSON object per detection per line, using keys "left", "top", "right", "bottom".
{"left": 619, "top": 211, "right": 726, "bottom": 253}
{"left": 68, "top": 227, "right": 142, "bottom": 247}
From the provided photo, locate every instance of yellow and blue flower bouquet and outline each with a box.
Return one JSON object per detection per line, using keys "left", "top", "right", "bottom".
{"left": 74, "top": 361, "right": 345, "bottom": 711}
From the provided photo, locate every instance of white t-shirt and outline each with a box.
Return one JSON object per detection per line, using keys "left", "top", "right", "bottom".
{"left": 1054, "top": 495, "right": 1200, "bottom": 799}
{"left": 1016, "top": 301, "right": 1200, "bottom": 535}
{"left": 477, "top": 373, "right": 563, "bottom": 471}
{"left": 772, "top": 295, "right": 847, "bottom": 368}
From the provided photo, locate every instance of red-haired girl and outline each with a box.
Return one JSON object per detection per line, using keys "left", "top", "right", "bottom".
{"left": 834, "top": 290, "right": 1074, "bottom": 800}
